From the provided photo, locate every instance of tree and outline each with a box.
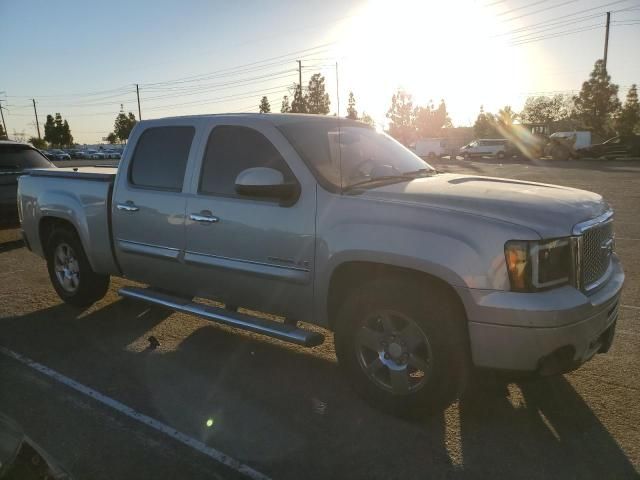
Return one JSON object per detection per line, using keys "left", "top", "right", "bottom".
{"left": 413, "top": 99, "right": 451, "bottom": 138}
{"left": 43, "top": 115, "right": 58, "bottom": 146}
{"left": 290, "top": 84, "right": 307, "bottom": 113}
{"left": 106, "top": 132, "right": 118, "bottom": 144}
{"left": 346, "top": 91, "right": 358, "bottom": 120}
{"left": 574, "top": 59, "right": 621, "bottom": 139}
{"left": 473, "top": 106, "right": 498, "bottom": 138}
{"left": 43, "top": 113, "right": 73, "bottom": 147}
{"left": 29, "top": 136, "right": 47, "bottom": 149}
{"left": 259, "top": 96, "right": 271, "bottom": 113}
{"left": 0, "top": 123, "right": 7, "bottom": 140}
{"left": 386, "top": 89, "right": 415, "bottom": 145}
{"left": 114, "top": 110, "right": 137, "bottom": 143}
{"left": 496, "top": 106, "right": 517, "bottom": 127}
{"left": 306, "top": 73, "right": 330, "bottom": 114}
{"left": 281, "top": 95, "right": 291, "bottom": 113}
{"left": 616, "top": 84, "right": 639, "bottom": 136}
{"left": 60, "top": 120, "right": 73, "bottom": 146}
{"left": 360, "top": 112, "right": 375, "bottom": 127}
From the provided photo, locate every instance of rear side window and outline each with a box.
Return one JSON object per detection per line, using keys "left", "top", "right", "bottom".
{"left": 129, "top": 126, "right": 194, "bottom": 191}
{"left": 199, "top": 125, "right": 294, "bottom": 198}
{"left": 0, "top": 145, "right": 52, "bottom": 169}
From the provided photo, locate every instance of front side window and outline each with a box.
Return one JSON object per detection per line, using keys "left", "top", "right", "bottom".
{"left": 199, "top": 125, "right": 295, "bottom": 198}
{"left": 129, "top": 126, "right": 194, "bottom": 191}
{"left": 278, "top": 120, "right": 434, "bottom": 190}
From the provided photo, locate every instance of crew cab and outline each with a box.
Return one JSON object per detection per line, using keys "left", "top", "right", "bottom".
{"left": 18, "top": 114, "right": 624, "bottom": 415}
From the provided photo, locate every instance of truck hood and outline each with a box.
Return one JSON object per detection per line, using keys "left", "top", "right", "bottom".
{"left": 360, "top": 173, "right": 608, "bottom": 238}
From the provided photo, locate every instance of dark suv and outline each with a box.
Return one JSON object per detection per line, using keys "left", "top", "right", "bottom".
{"left": 0, "top": 141, "right": 53, "bottom": 226}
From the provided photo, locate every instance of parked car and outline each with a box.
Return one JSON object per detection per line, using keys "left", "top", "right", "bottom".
{"left": 67, "top": 149, "right": 84, "bottom": 159}
{"left": 576, "top": 134, "right": 640, "bottom": 159}
{"left": 414, "top": 138, "right": 447, "bottom": 158}
{"left": 459, "top": 139, "right": 509, "bottom": 159}
{"left": 1, "top": 141, "right": 54, "bottom": 226}
{"left": 18, "top": 114, "right": 623, "bottom": 416}
{"left": 84, "top": 149, "right": 106, "bottom": 159}
{"left": 103, "top": 149, "right": 121, "bottom": 159}
{"left": 46, "top": 149, "right": 71, "bottom": 161}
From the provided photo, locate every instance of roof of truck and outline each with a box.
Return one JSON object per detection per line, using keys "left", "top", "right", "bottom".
{"left": 137, "top": 113, "right": 367, "bottom": 127}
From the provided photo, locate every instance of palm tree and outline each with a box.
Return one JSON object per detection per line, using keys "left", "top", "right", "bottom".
{"left": 497, "top": 106, "right": 518, "bottom": 127}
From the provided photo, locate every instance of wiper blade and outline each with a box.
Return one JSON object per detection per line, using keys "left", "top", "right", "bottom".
{"left": 343, "top": 175, "right": 414, "bottom": 191}
{"left": 403, "top": 168, "right": 438, "bottom": 176}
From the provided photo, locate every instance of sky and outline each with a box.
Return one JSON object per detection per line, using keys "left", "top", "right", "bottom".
{"left": 1, "top": 0, "right": 639, "bottom": 144}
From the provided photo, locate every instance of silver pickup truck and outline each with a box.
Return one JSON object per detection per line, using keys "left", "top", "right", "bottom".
{"left": 18, "top": 114, "right": 624, "bottom": 415}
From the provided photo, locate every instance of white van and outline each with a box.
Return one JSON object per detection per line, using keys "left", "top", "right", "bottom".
{"left": 459, "top": 139, "right": 508, "bottom": 159}
{"left": 415, "top": 138, "right": 447, "bottom": 158}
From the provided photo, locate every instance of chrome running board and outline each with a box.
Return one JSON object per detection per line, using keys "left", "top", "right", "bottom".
{"left": 118, "top": 286, "right": 324, "bottom": 347}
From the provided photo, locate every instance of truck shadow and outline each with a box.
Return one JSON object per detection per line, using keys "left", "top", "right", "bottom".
{"left": 1, "top": 299, "right": 637, "bottom": 479}
{"left": 0, "top": 239, "right": 24, "bottom": 254}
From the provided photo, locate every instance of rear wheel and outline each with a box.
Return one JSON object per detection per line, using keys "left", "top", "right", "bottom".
{"left": 335, "top": 277, "right": 469, "bottom": 416}
{"left": 551, "top": 146, "right": 570, "bottom": 161}
{"left": 46, "top": 226, "right": 110, "bottom": 307}
{"left": 464, "top": 152, "right": 471, "bottom": 161}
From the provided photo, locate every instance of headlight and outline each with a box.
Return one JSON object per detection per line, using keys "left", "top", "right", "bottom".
{"left": 504, "top": 238, "right": 571, "bottom": 292}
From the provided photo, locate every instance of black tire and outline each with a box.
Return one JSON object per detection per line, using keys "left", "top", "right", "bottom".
{"left": 551, "top": 146, "right": 569, "bottom": 161}
{"left": 335, "top": 276, "right": 470, "bottom": 417}
{"left": 496, "top": 151, "right": 505, "bottom": 159}
{"left": 45, "top": 226, "right": 109, "bottom": 307}
{"left": 464, "top": 153, "right": 471, "bottom": 161}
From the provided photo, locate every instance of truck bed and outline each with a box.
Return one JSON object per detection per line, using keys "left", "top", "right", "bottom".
{"left": 18, "top": 166, "right": 120, "bottom": 276}
{"left": 28, "top": 166, "right": 117, "bottom": 182}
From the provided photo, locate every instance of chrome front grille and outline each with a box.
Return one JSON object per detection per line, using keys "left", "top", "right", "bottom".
{"left": 580, "top": 219, "right": 614, "bottom": 288}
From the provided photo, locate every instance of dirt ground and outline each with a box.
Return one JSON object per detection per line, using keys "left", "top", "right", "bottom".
{"left": 0, "top": 157, "right": 638, "bottom": 479}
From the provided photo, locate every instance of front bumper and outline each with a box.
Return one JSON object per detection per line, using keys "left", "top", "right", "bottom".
{"left": 456, "top": 255, "right": 624, "bottom": 373}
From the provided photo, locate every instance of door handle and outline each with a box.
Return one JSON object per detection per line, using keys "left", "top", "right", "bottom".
{"left": 190, "top": 213, "right": 219, "bottom": 223}
{"left": 117, "top": 203, "right": 139, "bottom": 212}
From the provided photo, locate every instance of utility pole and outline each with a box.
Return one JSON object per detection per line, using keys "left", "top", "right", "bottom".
{"left": 0, "top": 100, "right": 8, "bottom": 139}
{"left": 136, "top": 84, "right": 142, "bottom": 120}
{"left": 603, "top": 11, "right": 611, "bottom": 73}
{"left": 297, "top": 60, "right": 302, "bottom": 88}
{"left": 335, "top": 62, "right": 340, "bottom": 117}
{"left": 32, "top": 99, "right": 41, "bottom": 140}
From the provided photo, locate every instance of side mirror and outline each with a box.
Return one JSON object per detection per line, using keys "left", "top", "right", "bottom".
{"left": 234, "top": 167, "right": 299, "bottom": 203}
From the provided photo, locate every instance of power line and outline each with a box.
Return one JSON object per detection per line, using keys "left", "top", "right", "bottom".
{"left": 140, "top": 43, "right": 334, "bottom": 88}
{"left": 493, "top": 0, "right": 634, "bottom": 37}
{"left": 139, "top": 70, "right": 297, "bottom": 102}
{"left": 510, "top": 23, "right": 605, "bottom": 46}
{"left": 143, "top": 84, "right": 292, "bottom": 112}
{"left": 496, "top": 0, "right": 550, "bottom": 18}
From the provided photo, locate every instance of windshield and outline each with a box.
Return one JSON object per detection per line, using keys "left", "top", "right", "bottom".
{"left": 279, "top": 120, "right": 434, "bottom": 190}
{"left": 0, "top": 145, "right": 53, "bottom": 169}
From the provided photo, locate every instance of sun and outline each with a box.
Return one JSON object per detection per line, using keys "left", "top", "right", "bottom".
{"left": 328, "top": 0, "right": 536, "bottom": 126}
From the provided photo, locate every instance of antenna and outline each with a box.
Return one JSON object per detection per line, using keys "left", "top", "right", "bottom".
{"left": 336, "top": 61, "right": 343, "bottom": 193}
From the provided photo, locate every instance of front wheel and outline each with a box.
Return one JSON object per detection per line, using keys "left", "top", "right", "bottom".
{"left": 335, "top": 277, "right": 470, "bottom": 417}
{"left": 46, "top": 226, "right": 110, "bottom": 307}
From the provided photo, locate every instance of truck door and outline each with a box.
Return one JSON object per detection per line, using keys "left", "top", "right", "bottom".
{"left": 183, "top": 121, "right": 316, "bottom": 322}
{"left": 112, "top": 123, "right": 199, "bottom": 292}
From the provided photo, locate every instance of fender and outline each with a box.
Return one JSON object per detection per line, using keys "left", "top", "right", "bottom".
{"left": 35, "top": 185, "right": 118, "bottom": 275}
